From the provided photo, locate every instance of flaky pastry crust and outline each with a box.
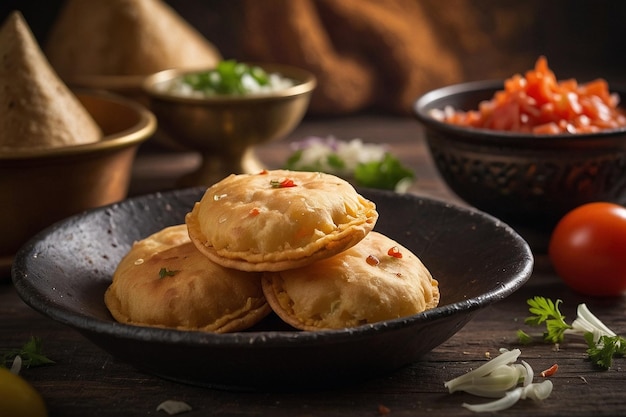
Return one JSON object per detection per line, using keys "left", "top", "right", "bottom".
{"left": 105, "top": 224, "right": 270, "bottom": 333}
{"left": 186, "top": 170, "right": 378, "bottom": 272}
{"left": 261, "top": 231, "right": 439, "bottom": 331}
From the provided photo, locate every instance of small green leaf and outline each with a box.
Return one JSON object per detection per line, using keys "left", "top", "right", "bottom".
{"left": 159, "top": 268, "right": 179, "bottom": 279}
{"left": 517, "top": 329, "right": 533, "bottom": 345}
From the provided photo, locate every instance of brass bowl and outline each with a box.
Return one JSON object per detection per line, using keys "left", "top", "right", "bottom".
{"left": 142, "top": 63, "right": 316, "bottom": 186}
{"left": 0, "top": 90, "right": 156, "bottom": 264}
{"left": 413, "top": 80, "right": 626, "bottom": 248}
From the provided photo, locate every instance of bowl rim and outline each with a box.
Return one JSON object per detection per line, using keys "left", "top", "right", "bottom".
{"left": 413, "top": 79, "right": 626, "bottom": 143}
{"left": 11, "top": 187, "right": 534, "bottom": 349}
{"left": 142, "top": 62, "right": 317, "bottom": 104}
{"left": 0, "top": 89, "right": 157, "bottom": 161}
{"left": 62, "top": 73, "right": 147, "bottom": 92}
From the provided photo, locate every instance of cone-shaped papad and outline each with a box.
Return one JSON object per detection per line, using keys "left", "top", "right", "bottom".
{"left": 0, "top": 11, "right": 101, "bottom": 151}
{"left": 45, "top": 0, "right": 222, "bottom": 77}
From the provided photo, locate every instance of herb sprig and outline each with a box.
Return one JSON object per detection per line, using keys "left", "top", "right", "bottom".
{"left": 1, "top": 336, "right": 55, "bottom": 369}
{"left": 524, "top": 297, "right": 571, "bottom": 344}
{"left": 519, "top": 296, "right": 625, "bottom": 369}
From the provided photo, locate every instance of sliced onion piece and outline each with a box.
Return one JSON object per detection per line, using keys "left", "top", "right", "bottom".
{"left": 444, "top": 349, "right": 521, "bottom": 394}
{"left": 462, "top": 388, "right": 524, "bottom": 413}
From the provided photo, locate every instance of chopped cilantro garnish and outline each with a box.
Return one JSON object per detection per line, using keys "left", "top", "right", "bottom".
{"left": 270, "top": 178, "right": 296, "bottom": 188}
{"left": 159, "top": 268, "right": 179, "bottom": 279}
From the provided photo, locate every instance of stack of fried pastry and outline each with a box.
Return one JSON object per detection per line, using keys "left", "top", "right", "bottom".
{"left": 105, "top": 170, "right": 440, "bottom": 333}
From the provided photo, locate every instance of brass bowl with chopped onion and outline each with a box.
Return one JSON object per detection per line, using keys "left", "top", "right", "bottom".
{"left": 143, "top": 62, "right": 316, "bottom": 186}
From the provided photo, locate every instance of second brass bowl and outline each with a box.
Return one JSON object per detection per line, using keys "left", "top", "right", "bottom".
{"left": 143, "top": 63, "right": 316, "bottom": 186}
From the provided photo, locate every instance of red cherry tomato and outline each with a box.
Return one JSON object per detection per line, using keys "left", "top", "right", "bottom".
{"left": 548, "top": 202, "right": 626, "bottom": 297}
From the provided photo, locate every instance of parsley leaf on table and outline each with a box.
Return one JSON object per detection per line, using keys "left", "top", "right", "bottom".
{"left": 585, "top": 333, "right": 626, "bottom": 370}
{"left": 524, "top": 296, "right": 571, "bottom": 344}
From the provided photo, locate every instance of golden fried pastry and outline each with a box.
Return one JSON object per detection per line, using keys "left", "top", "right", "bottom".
{"left": 261, "top": 231, "right": 439, "bottom": 331}
{"left": 186, "top": 170, "right": 378, "bottom": 272}
{"left": 105, "top": 224, "right": 271, "bottom": 333}
{"left": 0, "top": 12, "right": 102, "bottom": 151}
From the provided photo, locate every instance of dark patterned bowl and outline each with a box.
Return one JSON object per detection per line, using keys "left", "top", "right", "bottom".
{"left": 413, "top": 80, "right": 626, "bottom": 243}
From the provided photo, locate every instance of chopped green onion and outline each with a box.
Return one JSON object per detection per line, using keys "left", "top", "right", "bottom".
{"left": 177, "top": 60, "right": 291, "bottom": 95}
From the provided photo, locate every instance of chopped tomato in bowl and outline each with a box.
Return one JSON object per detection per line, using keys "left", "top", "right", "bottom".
{"left": 413, "top": 58, "right": 626, "bottom": 249}
{"left": 430, "top": 56, "right": 626, "bottom": 134}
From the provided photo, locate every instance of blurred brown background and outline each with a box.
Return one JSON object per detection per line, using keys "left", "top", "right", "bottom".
{"left": 2, "top": 0, "right": 626, "bottom": 114}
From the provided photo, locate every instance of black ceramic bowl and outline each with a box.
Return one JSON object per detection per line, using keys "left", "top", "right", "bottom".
{"left": 12, "top": 187, "right": 533, "bottom": 390}
{"left": 414, "top": 80, "right": 626, "bottom": 238}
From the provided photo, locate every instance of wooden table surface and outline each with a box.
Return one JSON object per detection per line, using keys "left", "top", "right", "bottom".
{"left": 2, "top": 115, "right": 626, "bottom": 417}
